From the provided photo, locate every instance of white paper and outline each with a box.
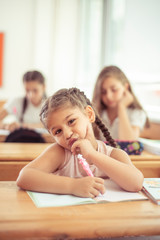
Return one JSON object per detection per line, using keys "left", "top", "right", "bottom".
{"left": 27, "top": 179, "right": 147, "bottom": 208}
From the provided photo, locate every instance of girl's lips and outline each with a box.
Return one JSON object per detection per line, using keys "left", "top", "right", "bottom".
{"left": 68, "top": 138, "right": 77, "bottom": 147}
{"left": 107, "top": 100, "right": 115, "bottom": 105}
{"left": 107, "top": 101, "right": 116, "bottom": 107}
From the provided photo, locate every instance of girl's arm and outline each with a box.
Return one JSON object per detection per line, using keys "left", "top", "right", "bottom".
{"left": 16, "top": 143, "right": 105, "bottom": 198}
{"left": 88, "top": 147, "right": 144, "bottom": 192}
{"left": 0, "top": 107, "right": 20, "bottom": 131}
{"left": 17, "top": 143, "right": 69, "bottom": 192}
{"left": 117, "top": 89, "right": 140, "bottom": 140}
{"left": 118, "top": 103, "right": 140, "bottom": 140}
{"left": 1, "top": 121, "right": 44, "bottom": 132}
{"left": 0, "top": 108, "right": 8, "bottom": 122}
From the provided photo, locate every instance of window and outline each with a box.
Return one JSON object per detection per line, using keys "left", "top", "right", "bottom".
{"left": 104, "top": 0, "right": 160, "bottom": 123}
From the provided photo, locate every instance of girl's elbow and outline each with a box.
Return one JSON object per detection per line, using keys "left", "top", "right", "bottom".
{"left": 16, "top": 176, "right": 22, "bottom": 188}
{"left": 16, "top": 168, "right": 28, "bottom": 189}
{"left": 16, "top": 174, "right": 24, "bottom": 189}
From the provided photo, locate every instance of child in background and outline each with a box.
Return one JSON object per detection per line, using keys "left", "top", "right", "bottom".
{"left": 17, "top": 88, "right": 143, "bottom": 198}
{"left": 0, "top": 70, "right": 46, "bottom": 132}
{"left": 92, "top": 65, "right": 149, "bottom": 141}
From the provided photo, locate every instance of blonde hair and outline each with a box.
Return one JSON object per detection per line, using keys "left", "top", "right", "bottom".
{"left": 92, "top": 65, "right": 149, "bottom": 127}
{"left": 40, "top": 88, "right": 117, "bottom": 147}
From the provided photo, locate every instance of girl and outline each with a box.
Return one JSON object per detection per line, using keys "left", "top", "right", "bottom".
{"left": 16, "top": 88, "right": 144, "bottom": 198}
{"left": 92, "top": 65, "right": 149, "bottom": 141}
{"left": 0, "top": 70, "right": 46, "bottom": 132}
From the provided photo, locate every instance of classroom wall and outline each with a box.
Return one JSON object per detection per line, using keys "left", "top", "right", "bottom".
{"left": 0, "top": 0, "right": 62, "bottom": 99}
{"left": 0, "top": 0, "right": 35, "bottom": 98}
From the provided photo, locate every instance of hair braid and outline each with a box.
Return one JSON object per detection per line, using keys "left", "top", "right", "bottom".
{"left": 95, "top": 116, "right": 117, "bottom": 148}
{"left": 20, "top": 97, "right": 27, "bottom": 123}
{"left": 78, "top": 89, "right": 117, "bottom": 148}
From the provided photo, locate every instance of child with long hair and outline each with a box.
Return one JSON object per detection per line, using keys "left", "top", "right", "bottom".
{"left": 92, "top": 65, "right": 149, "bottom": 141}
{"left": 0, "top": 70, "right": 46, "bottom": 131}
{"left": 17, "top": 88, "right": 143, "bottom": 198}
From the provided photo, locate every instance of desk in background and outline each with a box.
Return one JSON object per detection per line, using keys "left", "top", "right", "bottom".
{"left": 0, "top": 142, "right": 160, "bottom": 181}
{"left": 0, "top": 181, "right": 160, "bottom": 240}
{"left": 131, "top": 151, "right": 160, "bottom": 178}
{"left": 0, "top": 143, "right": 51, "bottom": 180}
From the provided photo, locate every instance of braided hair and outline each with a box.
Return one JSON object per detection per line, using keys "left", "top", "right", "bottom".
{"left": 40, "top": 88, "right": 117, "bottom": 147}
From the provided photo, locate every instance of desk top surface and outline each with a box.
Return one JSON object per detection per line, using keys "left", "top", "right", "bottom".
{"left": 0, "top": 142, "right": 51, "bottom": 161}
{"left": 0, "top": 142, "right": 159, "bottom": 161}
{"left": 0, "top": 181, "right": 160, "bottom": 239}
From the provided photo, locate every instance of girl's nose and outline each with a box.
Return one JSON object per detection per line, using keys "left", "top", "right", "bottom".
{"left": 27, "top": 91, "right": 33, "bottom": 99}
{"left": 106, "top": 90, "right": 112, "bottom": 100}
{"left": 64, "top": 127, "right": 73, "bottom": 139}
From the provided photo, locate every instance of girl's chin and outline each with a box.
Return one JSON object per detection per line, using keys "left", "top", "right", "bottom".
{"left": 107, "top": 104, "right": 117, "bottom": 108}
{"left": 31, "top": 100, "right": 42, "bottom": 106}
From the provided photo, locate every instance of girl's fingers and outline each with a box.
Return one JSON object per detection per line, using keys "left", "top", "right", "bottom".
{"left": 90, "top": 188, "right": 101, "bottom": 198}
{"left": 94, "top": 177, "right": 105, "bottom": 184}
{"left": 94, "top": 182, "right": 105, "bottom": 194}
{"left": 93, "top": 178, "right": 105, "bottom": 194}
{"left": 71, "top": 144, "right": 81, "bottom": 155}
{"left": 89, "top": 192, "right": 95, "bottom": 198}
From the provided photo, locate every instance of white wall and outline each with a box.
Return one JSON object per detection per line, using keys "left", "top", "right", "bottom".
{"left": 0, "top": 0, "right": 64, "bottom": 99}
{"left": 0, "top": 0, "right": 36, "bottom": 98}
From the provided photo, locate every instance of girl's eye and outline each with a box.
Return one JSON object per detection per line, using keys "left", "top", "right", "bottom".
{"left": 101, "top": 90, "right": 106, "bottom": 95}
{"left": 112, "top": 88, "right": 118, "bottom": 92}
{"left": 68, "top": 119, "right": 75, "bottom": 125}
{"left": 54, "top": 129, "right": 61, "bottom": 135}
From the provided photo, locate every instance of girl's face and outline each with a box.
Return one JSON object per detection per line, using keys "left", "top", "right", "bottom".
{"left": 47, "top": 105, "right": 94, "bottom": 150}
{"left": 101, "top": 77, "right": 126, "bottom": 108}
{"left": 24, "top": 81, "right": 45, "bottom": 106}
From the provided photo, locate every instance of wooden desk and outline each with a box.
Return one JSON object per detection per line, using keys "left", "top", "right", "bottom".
{"left": 140, "top": 121, "right": 160, "bottom": 140}
{"left": 0, "top": 143, "right": 51, "bottom": 180}
{"left": 131, "top": 151, "right": 160, "bottom": 178}
{"left": 0, "top": 143, "right": 160, "bottom": 181}
{"left": 0, "top": 182, "right": 160, "bottom": 240}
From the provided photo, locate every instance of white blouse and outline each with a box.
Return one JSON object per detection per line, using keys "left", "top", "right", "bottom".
{"left": 100, "top": 108, "right": 147, "bottom": 140}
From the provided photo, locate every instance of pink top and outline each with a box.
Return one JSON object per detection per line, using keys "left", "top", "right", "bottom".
{"left": 54, "top": 140, "right": 113, "bottom": 178}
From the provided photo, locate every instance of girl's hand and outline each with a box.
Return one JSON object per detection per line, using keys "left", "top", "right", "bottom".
{"left": 0, "top": 121, "right": 4, "bottom": 129}
{"left": 119, "top": 89, "right": 134, "bottom": 108}
{"left": 71, "top": 176, "right": 105, "bottom": 198}
{"left": 2, "top": 122, "right": 31, "bottom": 132}
{"left": 71, "top": 138, "right": 95, "bottom": 159}
{"left": 1, "top": 122, "right": 21, "bottom": 132}
{"left": 71, "top": 123, "right": 97, "bottom": 159}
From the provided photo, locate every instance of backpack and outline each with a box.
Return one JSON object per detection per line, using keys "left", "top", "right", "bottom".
{"left": 5, "top": 128, "right": 45, "bottom": 143}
